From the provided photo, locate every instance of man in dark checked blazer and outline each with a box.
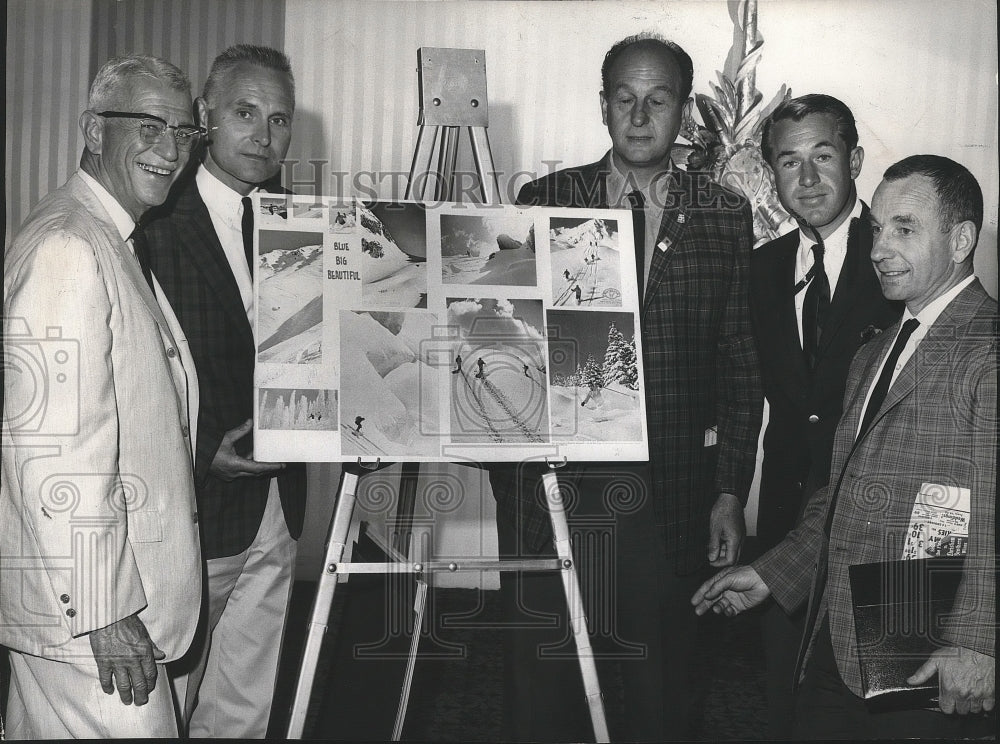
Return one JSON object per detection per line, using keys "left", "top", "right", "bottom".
{"left": 694, "top": 155, "right": 996, "bottom": 739}
{"left": 492, "top": 33, "right": 762, "bottom": 741}
{"left": 144, "top": 44, "right": 306, "bottom": 738}
{"left": 750, "top": 94, "right": 902, "bottom": 737}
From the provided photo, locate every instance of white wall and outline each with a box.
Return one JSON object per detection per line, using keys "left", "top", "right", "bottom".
{"left": 285, "top": 0, "right": 997, "bottom": 552}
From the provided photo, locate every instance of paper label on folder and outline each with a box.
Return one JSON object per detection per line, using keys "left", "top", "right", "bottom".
{"left": 902, "top": 482, "right": 970, "bottom": 560}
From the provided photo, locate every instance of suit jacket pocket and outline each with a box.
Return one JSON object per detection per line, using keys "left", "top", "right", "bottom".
{"left": 130, "top": 510, "right": 163, "bottom": 543}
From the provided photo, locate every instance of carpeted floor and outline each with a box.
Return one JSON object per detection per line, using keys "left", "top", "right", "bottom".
{"left": 269, "top": 578, "right": 768, "bottom": 741}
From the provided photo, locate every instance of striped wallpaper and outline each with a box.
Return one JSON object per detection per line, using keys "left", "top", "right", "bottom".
{"left": 5, "top": 0, "right": 94, "bottom": 242}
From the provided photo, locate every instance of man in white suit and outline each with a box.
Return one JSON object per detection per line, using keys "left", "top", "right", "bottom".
{"left": 1, "top": 54, "right": 203, "bottom": 738}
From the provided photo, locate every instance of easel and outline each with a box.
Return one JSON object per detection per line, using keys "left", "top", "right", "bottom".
{"left": 286, "top": 47, "right": 609, "bottom": 742}
{"left": 405, "top": 47, "right": 501, "bottom": 204}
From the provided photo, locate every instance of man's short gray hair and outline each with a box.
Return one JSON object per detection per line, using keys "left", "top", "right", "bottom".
{"left": 202, "top": 44, "right": 295, "bottom": 105}
{"left": 88, "top": 54, "right": 191, "bottom": 111}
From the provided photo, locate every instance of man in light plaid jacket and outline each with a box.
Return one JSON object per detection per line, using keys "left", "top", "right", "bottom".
{"left": 693, "top": 154, "right": 995, "bottom": 739}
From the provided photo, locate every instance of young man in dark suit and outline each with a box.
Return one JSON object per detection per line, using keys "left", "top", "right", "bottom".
{"left": 143, "top": 44, "right": 306, "bottom": 738}
{"left": 749, "top": 94, "right": 901, "bottom": 737}
{"left": 694, "top": 155, "right": 995, "bottom": 739}
{"left": 493, "top": 33, "right": 762, "bottom": 741}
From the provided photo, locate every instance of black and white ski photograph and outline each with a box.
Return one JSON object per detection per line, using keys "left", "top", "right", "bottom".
{"left": 549, "top": 216, "right": 624, "bottom": 307}
{"left": 339, "top": 309, "right": 441, "bottom": 457}
{"left": 329, "top": 204, "right": 355, "bottom": 233}
{"left": 360, "top": 201, "right": 428, "bottom": 309}
{"left": 546, "top": 309, "right": 642, "bottom": 442}
{"left": 259, "top": 194, "right": 289, "bottom": 221}
{"left": 257, "top": 229, "right": 324, "bottom": 364}
{"left": 258, "top": 387, "right": 338, "bottom": 430}
{"left": 440, "top": 209, "right": 537, "bottom": 286}
{"left": 446, "top": 298, "right": 549, "bottom": 444}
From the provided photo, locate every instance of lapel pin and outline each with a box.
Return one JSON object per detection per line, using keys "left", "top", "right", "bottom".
{"left": 677, "top": 213, "right": 686, "bottom": 224}
{"left": 657, "top": 239, "right": 671, "bottom": 252}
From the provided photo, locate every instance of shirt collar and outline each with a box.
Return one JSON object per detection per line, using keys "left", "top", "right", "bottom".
{"left": 797, "top": 197, "right": 863, "bottom": 253}
{"left": 196, "top": 164, "right": 255, "bottom": 223}
{"left": 78, "top": 169, "right": 135, "bottom": 241}
{"left": 605, "top": 149, "right": 675, "bottom": 209}
{"left": 905, "top": 274, "right": 976, "bottom": 327}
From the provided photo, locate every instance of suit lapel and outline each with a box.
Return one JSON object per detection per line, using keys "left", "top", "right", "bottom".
{"left": 853, "top": 280, "right": 988, "bottom": 443}
{"left": 174, "top": 180, "right": 255, "bottom": 349}
{"left": 816, "top": 212, "right": 870, "bottom": 359}
{"left": 67, "top": 175, "right": 177, "bottom": 343}
{"left": 644, "top": 170, "right": 690, "bottom": 314}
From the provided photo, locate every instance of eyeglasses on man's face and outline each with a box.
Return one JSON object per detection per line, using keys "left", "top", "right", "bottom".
{"left": 97, "top": 111, "right": 206, "bottom": 151}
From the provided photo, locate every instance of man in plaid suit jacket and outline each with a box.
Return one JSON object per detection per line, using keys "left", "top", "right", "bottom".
{"left": 144, "top": 45, "right": 306, "bottom": 737}
{"left": 693, "top": 155, "right": 996, "bottom": 739}
{"left": 492, "top": 33, "right": 761, "bottom": 742}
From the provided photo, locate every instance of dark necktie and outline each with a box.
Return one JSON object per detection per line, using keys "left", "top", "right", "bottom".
{"left": 241, "top": 196, "right": 255, "bottom": 272}
{"left": 129, "top": 226, "right": 155, "bottom": 293}
{"left": 626, "top": 190, "right": 645, "bottom": 306}
{"left": 801, "top": 237, "right": 831, "bottom": 368}
{"left": 856, "top": 318, "right": 920, "bottom": 441}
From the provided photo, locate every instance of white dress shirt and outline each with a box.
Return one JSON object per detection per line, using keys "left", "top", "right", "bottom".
{"left": 196, "top": 165, "right": 255, "bottom": 328}
{"left": 794, "top": 198, "right": 864, "bottom": 346}
{"left": 855, "top": 274, "right": 976, "bottom": 437}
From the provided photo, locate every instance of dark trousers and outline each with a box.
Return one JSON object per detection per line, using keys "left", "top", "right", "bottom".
{"left": 761, "top": 600, "right": 805, "bottom": 739}
{"left": 794, "top": 615, "right": 996, "bottom": 740}
{"left": 496, "top": 469, "right": 700, "bottom": 742}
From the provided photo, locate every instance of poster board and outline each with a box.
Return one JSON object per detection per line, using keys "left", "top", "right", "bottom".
{"left": 252, "top": 194, "right": 648, "bottom": 463}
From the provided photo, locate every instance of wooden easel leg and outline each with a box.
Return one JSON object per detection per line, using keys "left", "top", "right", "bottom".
{"left": 286, "top": 469, "right": 362, "bottom": 738}
{"left": 541, "top": 470, "right": 610, "bottom": 743}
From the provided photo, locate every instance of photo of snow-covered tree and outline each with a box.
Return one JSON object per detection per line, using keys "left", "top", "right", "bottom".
{"left": 339, "top": 309, "right": 441, "bottom": 457}
{"left": 440, "top": 211, "right": 537, "bottom": 286}
{"left": 549, "top": 216, "right": 623, "bottom": 307}
{"left": 258, "top": 388, "right": 338, "bottom": 431}
{"left": 360, "top": 201, "right": 427, "bottom": 308}
{"left": 257, "top": 229, "right": 323, "bottom": 364}
{"left": 547, "top": 309, "right": 642, "bottom": 442}
{"left": 446, "top": 298, "right": 549, "bottom": 444}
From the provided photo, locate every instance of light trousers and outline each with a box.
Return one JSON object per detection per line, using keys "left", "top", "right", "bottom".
{"left": 5, "top": 650, "right": 178, "bottom": 739}
{"left": 173, "top": 484, "right": 297, "bottom": 738}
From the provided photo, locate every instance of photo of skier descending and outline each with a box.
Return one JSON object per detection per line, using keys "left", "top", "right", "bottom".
{"left": 353, "top": 415, "right": 365, "bottom": 434}
{"left": 549, "top": 215, "right": 623, "bottom": 307}
{"left": 447, "top": 298, "right": 549, "bottom": 444}
{"left": 547, "top": 309, "right": 643, "bottom": 442}
{"left": 453, "top": 354, "right": 463, "bottom": 374}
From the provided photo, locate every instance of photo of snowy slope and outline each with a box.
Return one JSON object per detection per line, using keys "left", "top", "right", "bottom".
{"left": 440, "top": 211, "right": 537, "bottom": 286}
{"left": 258, "top": 388, "right": 337, "bottom": 430}
{"left": 447, "top": 298, "right": 548, "bottom": 444}
{"left": 360, "top": 202, "right": 427, "bottom": 308}
{"left": 330, "top": 205, "right": 354, "bottom": 233}
{"left": 546, "top": 309, "right": 642, "bottom": 442}
{"left": 549, "top": 216, "right": 623, "bottom": 307}
{"left": 258, "top": 195, "right": 288, "bottom": 221}
{"left": 257, "top": 229, "right": 324, "bottom": 364}
{"left": 340, "top": 309, "right": 440, "bottom": 457}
